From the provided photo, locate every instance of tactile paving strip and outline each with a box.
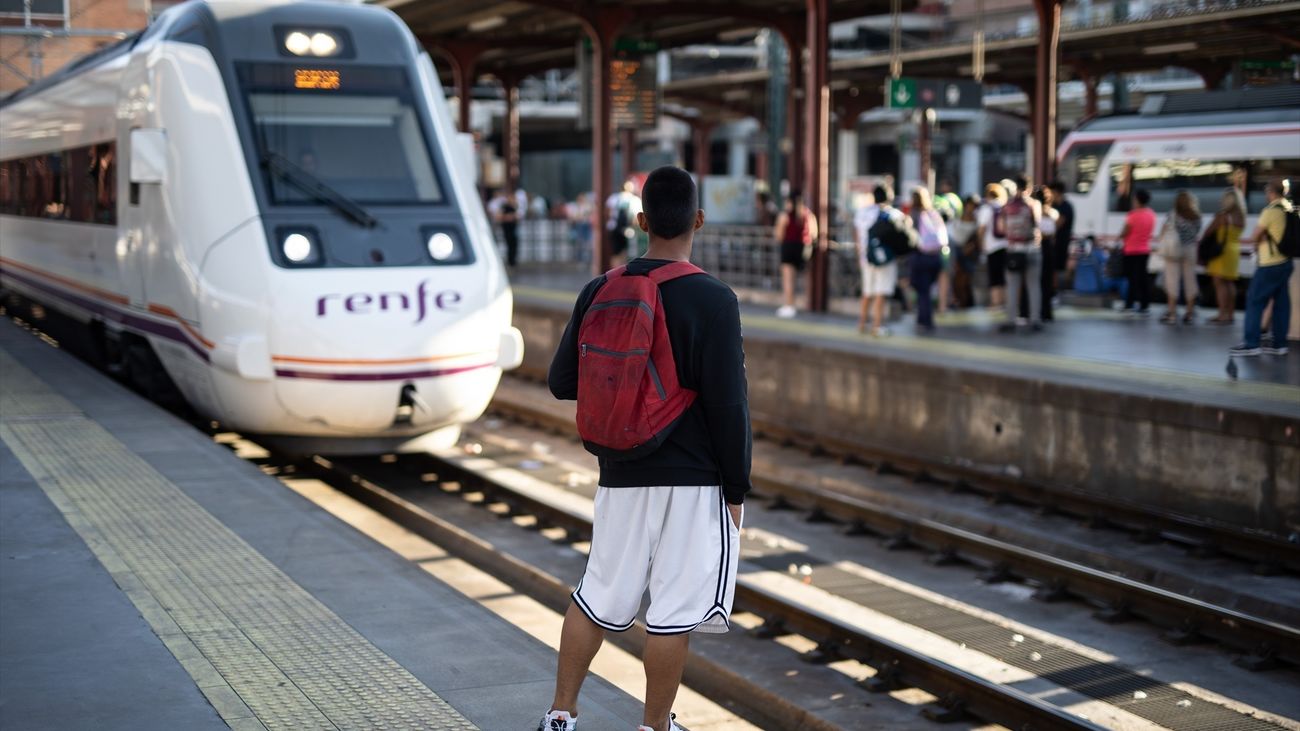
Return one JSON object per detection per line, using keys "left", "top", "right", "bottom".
{"left": 749, "top": 549, "right": 1287, "bottom": 731}
{"left": 0, "top": 349, "right": 477, "bottom": 731}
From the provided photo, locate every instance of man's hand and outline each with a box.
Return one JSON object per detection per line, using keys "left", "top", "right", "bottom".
{"left": 727, "top": 503, "right": 743, "bottom": 531}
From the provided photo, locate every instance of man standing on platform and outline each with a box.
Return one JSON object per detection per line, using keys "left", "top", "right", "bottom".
{"left": 540, "top": 165, "right": 752, "bottom": 731}
{"left": 1231, "top": 179, "right": 1295, "bottom": 357}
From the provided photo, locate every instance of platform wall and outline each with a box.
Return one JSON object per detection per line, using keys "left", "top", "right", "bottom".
{"left": 513, "top": 300, "right": 1300, "bottom": 537}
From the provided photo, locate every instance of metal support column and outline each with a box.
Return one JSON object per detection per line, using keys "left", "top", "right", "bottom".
{"left": 1032, "top": 0, "right": 1061, "bottom": 184}
{"left": 582, "top": 8, "right": 631, "bottom": 276}
{"left": 917, "top": 108, "right": 935, "bottom": 193}
{"left": 503, "top": 76, "right": 521, "bottom": 191}
{"left": 442, "top": 42, "right": 488, "bottom": 134}
{"left": 692, "top": 120, "right": 715, "bottom": 179}
{"left": 1080, "top": 70, "right": 1099, "bottom": 119}
{"left": 786, "top": 46, "right": 804, "bottom": 190}
{"left": 804, "top": 0, "right": 830, "bottom": 313}
{"left": 620, "top": 127, "right": 637, "bottom": 182}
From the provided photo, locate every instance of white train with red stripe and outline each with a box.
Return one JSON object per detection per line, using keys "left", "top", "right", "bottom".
{"left": 1057, "top": 87, "right": 1300, "bottom": 277}
{"left": 0, "top": 0, "right": 523, "bottom": 453}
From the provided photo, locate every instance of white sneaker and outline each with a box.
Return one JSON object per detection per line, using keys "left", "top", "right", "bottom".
{"left": 872, "top": 326, "right": 891, "bottom": 338}
{"left": 776, "top": 305, "right": 797, "bottom": 319}
{"left": 538, "top": 710, "right": 577, "bottom": 731}
{"left": 637, "top": 712, "right": 687, "bottom": 731}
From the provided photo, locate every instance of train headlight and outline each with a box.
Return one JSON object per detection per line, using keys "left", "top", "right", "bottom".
{"left": 283, "top": 29, "right": 342, "bottom": 57}
{"left": 310, "top": 32, "right": 339, "bottom": 57}
{"left": 427, "top": 232, "right": 456, "bottom": 261}
{"left": 285, "top": 31, "right": 312, "bottom": 56}
{"left": 282, "top": 231, "right": 319, "bottom": 264}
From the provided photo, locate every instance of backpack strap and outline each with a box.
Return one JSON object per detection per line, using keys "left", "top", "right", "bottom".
{"left": 604, "top": 265, "right": 629, "bottom": 279}
{"left": 646, "top": 261, "right": 705, "bottom": 285}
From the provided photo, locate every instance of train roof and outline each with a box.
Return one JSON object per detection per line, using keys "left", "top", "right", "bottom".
{"left": 1073, "top": 85, "right": 1300, "bottom": 134}
{"left": 1, "top": 32, "right": 141, "bottom": 108}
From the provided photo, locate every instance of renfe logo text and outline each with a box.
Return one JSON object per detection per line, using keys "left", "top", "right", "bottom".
{"left": 316, "top": 280, "right": 462, "bottom": 323}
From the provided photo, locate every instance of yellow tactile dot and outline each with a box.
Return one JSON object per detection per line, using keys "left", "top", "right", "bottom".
{"left": 0, "top": 350, "right": 478, "bottom": 730}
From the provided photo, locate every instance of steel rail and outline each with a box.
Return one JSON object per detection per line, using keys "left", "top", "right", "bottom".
{"left": 306, "top": 452, "right": 1106, "bottom": 731}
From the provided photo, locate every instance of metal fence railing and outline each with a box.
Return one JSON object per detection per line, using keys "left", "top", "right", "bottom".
{"left": 498, "top": 220, "right": 868, "bottom": 311}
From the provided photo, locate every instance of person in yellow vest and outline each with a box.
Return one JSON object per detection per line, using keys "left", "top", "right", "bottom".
{"left": 1229, "top": 179, "right": 1294, "bottom": 357}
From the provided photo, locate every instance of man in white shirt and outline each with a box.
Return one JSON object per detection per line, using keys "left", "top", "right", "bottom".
{"left": 605, "top": 180, "right": 643, "bottom": 266}
{"left": 975, "top": 182, "right": 1009, "bottom": 309}
{"left": 855, "top": 185, "right": 905, "bottom": 336}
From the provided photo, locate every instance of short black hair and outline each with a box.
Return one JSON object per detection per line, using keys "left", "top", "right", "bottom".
{"left": 1014, "top": 174, "right": 1030, "bottom": 194}
{"left": 1135, "top": 188, "right": 1151, "bottom": 206}
{"left": 873, "top": 184, "right": 893, "bottom": 204}
{"left": 641, "top": 166, "right": 698, "bottom": 239}
{"left": 1049, "top": 180, "right": 1066, "bottom": 194}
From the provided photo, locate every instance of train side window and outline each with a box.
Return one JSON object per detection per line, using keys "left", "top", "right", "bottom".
{"left": 0, "top": 160, "right": 12, "bottom": 214}
{"left": 1110, "top": 159, "right": 1237, "bottom": 215}
{"left": 1060, "top": 142, "right": 1110, "bottom": 195}
{"left": 66, "top": 146, "right": 93, "bottom": 222}
{"left": 1248, "top": 158, "right": 1300, "bottom": 212}
{"left": 94, "top": 143, "right": 117, "bottom": 223}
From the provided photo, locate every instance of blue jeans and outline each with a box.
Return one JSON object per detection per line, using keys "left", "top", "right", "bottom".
{"left": 911, "top": 252, "right": 943, "bottom": 327}
{"left": 1243, "top": 259, "right": 1294, "bottom": 348}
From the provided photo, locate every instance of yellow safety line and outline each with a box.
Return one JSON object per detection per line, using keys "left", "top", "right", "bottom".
{"left": 0, "top": 349, "right": 476, "bottom": 731}
{"left": 513, "top": 285, "right": 1300, "bottom": 404}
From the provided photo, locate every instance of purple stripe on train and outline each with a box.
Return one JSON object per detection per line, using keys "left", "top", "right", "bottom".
{"left": 0, "top": 266, "right": 211, "bottom": 362}
{"left": 274, "top": 362, "right": 494, "bottom": 381}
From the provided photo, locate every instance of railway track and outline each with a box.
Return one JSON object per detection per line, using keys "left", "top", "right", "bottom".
{"left": 488, "top": 376, "right": 1300, "bottom": 672}
{"left": 298, "top": 448, "right": 1107, "bottom": 731}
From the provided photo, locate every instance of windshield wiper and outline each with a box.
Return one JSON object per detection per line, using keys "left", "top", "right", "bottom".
{"left": 262, "top": 151, "right": 379, "bottom": 229}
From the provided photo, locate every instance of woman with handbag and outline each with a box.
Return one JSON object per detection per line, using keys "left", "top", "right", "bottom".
{"left": 1160, "top": 190, "right": 1203, "bottom": 324}
{"left": 1204, "top": 187, "right": 1246, "bottom": 324}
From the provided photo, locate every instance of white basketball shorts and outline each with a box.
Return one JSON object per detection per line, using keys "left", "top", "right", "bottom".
{"left": 572, "top": 485, "right": 742, "bottom": 635}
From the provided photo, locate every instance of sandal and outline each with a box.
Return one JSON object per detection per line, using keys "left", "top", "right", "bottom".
{"left": 1183, "top": 313, "right": 1195, "bottom": 324}
{"left": 1160, "top": 313, "right": 1177, "bottom": 324}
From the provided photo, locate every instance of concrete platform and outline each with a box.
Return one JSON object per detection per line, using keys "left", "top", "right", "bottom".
{"left": 509, "top": 268, "right": 1300, "bottom": 537}
{"left": 0, "top": 318, "right": 641, "bottom": 730}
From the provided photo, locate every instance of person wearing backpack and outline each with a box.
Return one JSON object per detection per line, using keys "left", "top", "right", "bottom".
{"left": 1230, "top": 179, "right": 1296, "bottom": 356}
{"left": 997, "top": 174, "right": 1043, "bottom": 333}
{"left": 542, "top": 166, "right": 751, "bottom": 731}
{"left": 855, "top": 184, "right": 914, "bottom": 336}
{"left": 606, "top": 179, "right": 643, "bottom": 267}
{"left": 975, "top": 182, "right": 1009, "bottom": 310}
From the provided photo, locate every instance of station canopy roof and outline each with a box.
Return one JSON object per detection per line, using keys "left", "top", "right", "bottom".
{"left": 383, "top": 0, "right": 909, "bottom": 81}
{"left": 383, "top": 0, "right": 1300, "bottom": 123}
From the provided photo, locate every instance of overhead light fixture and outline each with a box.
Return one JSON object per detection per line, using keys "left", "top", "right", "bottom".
{"left": 469, "top": 15, "right": 507, "bottom": 32}
{"left": 1143, "top": 42, "right": 1198, "bottom": 55}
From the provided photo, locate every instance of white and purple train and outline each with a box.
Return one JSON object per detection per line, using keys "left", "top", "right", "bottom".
{"left": 0, "top": 0, "right": 523, "bottom": 453}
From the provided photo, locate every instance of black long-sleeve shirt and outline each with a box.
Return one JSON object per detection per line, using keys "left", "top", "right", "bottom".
{"left": 547, "top": 258, "right": 753, "bottom": 505}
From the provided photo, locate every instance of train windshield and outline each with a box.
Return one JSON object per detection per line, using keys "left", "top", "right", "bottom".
{"left": 239, "top": 64, "right": 444, "bottom": 205}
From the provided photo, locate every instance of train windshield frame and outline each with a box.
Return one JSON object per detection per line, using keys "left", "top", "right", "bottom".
{"left": 236, "top": 63, "right": 446, "bottom": 207}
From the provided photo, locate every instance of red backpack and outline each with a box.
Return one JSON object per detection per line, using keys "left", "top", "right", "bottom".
{"left": 575, "top": 262, "right": 703, "bottom": 460}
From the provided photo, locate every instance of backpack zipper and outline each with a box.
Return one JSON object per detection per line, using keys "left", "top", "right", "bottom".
{"left": 581, "top": 344, "right": 648, "bottom": 358}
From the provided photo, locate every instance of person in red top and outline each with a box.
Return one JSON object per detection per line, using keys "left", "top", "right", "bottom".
{"left": 772, "top": 190, "right": 817, "bottom": 318}
{"left": 1119, "top": 188, "right": 1156, "bottom": 315}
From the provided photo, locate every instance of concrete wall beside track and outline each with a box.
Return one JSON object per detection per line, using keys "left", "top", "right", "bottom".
{"left": 512, "top": 296, "right": 1300, "bottom": 538}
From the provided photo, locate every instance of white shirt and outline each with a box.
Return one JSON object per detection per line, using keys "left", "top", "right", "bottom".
{"left": 977, "top": 203, "right": 1008, "bottom": 254}
{"left": 605, "top": 191, "right": 643, "bottom": 229}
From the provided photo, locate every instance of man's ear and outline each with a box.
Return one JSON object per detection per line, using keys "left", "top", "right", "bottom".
{"left": 637, "top": 211, "right": 649, "bottom": 232}
{"left": 694, "top": 209, "right": 705, "bottom": 231}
